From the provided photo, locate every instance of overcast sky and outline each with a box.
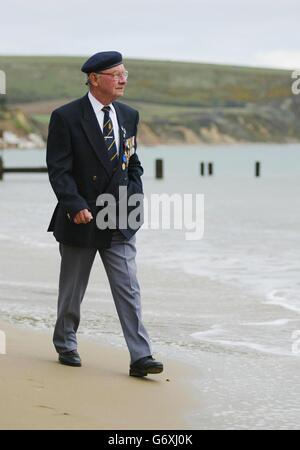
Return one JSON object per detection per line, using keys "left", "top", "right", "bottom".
{"left": 0, "top": 0, "right": 299, "bottom": 69}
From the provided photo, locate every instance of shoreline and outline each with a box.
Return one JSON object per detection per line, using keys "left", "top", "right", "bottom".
{"left": 0, "top": 319, "right": 200, "bottom": 430}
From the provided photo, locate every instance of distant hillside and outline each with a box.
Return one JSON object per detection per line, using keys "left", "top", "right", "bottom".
{"left": 0, "top": 56, "right": 299, "bottom": 145}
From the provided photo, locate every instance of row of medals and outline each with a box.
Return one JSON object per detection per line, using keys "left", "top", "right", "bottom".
{"left": 122, "top": 140, "right": 133, "bottom": 170}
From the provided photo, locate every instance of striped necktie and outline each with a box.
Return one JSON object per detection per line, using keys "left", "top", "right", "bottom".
{"left": 102, "top": 105, "right": 119, "bottom": 170}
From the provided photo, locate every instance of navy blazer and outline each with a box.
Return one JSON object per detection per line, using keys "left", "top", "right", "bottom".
{"left": 46, "top": 94, "right": 144, "bottom": 249}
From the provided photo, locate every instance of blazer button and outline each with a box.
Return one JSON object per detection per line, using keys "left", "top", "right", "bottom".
{"left": 92, "top": 175, "right": 97, "bottom": 181}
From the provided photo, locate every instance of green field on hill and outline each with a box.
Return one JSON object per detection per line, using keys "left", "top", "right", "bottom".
{"left": 0, "top": 55, "right": 292, "bottom": 106}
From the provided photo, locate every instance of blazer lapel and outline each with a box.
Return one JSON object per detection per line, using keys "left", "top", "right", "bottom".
{"left": 113, "top": 102, "right": 126, "bottom": 155}
{"left": 80, "top": 94, "right": 111, "bottom": 177}
{"left": 113, "top": 101, "right": 126, "bottom": 171}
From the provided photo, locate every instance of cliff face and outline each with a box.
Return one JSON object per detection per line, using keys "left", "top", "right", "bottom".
{"left": 2, "top": 102, "right": 299, "bottom": 148}
{"left": 2, "top": 91, "right": 300, "bottom": 148}
{"left": 0, "top": 108, "right": 32, "bottom": 135}
{"left": 137, "top": 96, "right": 300, "bottom": 146}
{"left": 0, "top": 107, "right": 45, "bottom": 148}
{"left": 138, "top": 119, "right": 298, "bottom": 146}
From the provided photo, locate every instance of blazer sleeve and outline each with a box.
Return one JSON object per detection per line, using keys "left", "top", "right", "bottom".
{"left": 46, "top": 111, "right": 89, "bottom": 217}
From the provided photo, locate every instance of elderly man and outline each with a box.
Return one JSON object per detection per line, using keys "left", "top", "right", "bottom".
{"left": 46, "top": 51, "right": 163, "bottom": 377}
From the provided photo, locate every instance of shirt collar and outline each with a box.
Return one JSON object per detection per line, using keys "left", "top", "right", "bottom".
{"left": 88, "top": 91, "right": 115, "bottom": 115}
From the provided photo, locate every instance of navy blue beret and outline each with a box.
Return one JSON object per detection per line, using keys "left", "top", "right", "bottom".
{"left": 81, "top": 51, "right": 123, "bottom": 74}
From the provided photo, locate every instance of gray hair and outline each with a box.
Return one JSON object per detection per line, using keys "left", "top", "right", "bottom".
{"left": 85, "top": 73, "right": 101, "bottom": 87}
{"left": 85, "top": 75, "right": 91, "bottom": 87}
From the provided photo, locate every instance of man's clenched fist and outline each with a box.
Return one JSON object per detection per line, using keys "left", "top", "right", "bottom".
{"left": 73, "top": 209, "right": 93, "bottom": 224}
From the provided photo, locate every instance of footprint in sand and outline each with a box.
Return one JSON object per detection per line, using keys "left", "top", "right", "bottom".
{"left": 27, "top": 378, "right": 45, "bottom": 390}
{"left": 36, "top": 405, "right": 55, "bottom": 410}
{"left": 35, "top": 405, "right": 70, "bottom": 416}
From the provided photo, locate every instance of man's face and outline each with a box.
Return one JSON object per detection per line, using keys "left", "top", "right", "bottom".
{"left": 91, "top": 63, "right": 128, "bottom": 101}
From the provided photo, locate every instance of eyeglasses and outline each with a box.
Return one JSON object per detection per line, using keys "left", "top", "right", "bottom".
{"left": 96, "top": 70, "right": 129, "bottom": 81}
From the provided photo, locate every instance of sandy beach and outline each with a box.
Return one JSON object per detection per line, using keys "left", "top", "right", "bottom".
{"left": 0, "top": 319, "right": 199, "bottom": 430}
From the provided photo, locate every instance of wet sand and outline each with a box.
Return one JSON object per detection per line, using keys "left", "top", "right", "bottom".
{"left": 0, "top": 319, "right": 199, "bottom": 430}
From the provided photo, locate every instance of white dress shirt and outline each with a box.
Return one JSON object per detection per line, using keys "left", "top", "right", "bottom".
{"left": 88, "top": 91, "right": 120, "bottom": 154}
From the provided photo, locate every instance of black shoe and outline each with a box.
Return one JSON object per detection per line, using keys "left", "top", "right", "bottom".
{"left": 129, "top": 356, "right": 163, "bottom": 377}
{"left": 58, "top": 350, "right": 82, "bottom": 367}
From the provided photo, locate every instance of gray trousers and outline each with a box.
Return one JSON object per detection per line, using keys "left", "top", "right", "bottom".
{"left": 53, "top": 230, "right": 152, "bottom": 364}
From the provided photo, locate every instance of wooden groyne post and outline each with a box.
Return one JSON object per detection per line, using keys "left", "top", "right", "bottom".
{"left": 255, "top": 161, "right": 261, "bottom": 177}
{"left": 200, "top": 162, "right": 205, "bottom": 176}
{"left": 155, "top": 159, "right": 163, "bottom": 179}
{"left": 0, "top": 155, "right": 3, "bottom": 181}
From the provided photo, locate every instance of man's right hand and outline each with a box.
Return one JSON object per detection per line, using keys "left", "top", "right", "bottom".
{"left": 73, "top": 209, "right": 93, "bottom": 224}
